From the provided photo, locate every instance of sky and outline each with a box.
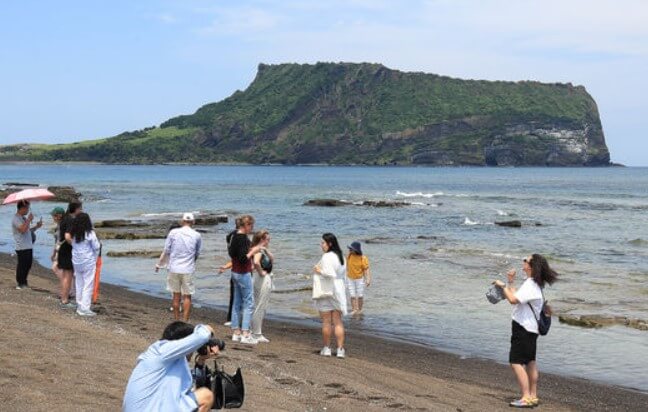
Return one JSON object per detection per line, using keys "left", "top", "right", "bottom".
{"left": 1, "top": 0, "right": 647, "bottom": 165}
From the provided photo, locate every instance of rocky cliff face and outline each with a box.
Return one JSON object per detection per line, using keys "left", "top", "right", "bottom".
{"left": 0, "top": 63, "right": 611, "bottom": 166}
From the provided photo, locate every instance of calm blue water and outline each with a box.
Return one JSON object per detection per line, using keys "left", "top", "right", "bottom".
{"left": 1, "top": 165, "right": 647, "bottom": 391}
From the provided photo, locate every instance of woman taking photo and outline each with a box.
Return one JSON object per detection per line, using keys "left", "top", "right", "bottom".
{"left": 68, "top": 213, "right": 101, "bottom": 317}
{"left": 250, "top": 229, "right": 274, "bottom": 343}
{"left": 313, "top": 233, "right": 347, "bottom": 358}
{"left": 494, "top": 254, "right": 558, "bottom": 408}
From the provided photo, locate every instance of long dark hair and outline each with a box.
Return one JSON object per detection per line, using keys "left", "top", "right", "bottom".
{"left": 322, "top": 233, "right": 344, "bottom": 265}
{"left": 530, "top": 254, "right": 558, "bottom": 288}
{"left": 71, "top": 213, "right": 93, "bottom": 242}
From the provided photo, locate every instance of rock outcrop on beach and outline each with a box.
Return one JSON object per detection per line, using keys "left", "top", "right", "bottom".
{"left": 0, "top": 63, "right": 611, "bottom": 166}
{"left": 0, "top": 183, "right": 81, "bottom": 203}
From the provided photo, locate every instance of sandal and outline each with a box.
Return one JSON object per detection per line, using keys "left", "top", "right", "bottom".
{"left": 509, "top": 398, "right": 535, "bottom": 408}
{"left": 528, "top": 397, "right": 539, "bottom": 407}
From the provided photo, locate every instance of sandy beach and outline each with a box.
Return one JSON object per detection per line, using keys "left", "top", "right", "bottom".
{"left": 0, "top": 252, "right": 646, "bottom": 412}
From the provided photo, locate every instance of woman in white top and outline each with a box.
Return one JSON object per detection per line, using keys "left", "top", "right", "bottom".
{"left": 250, "top": 229, "right": 274, "bottom": 343}
{"left": 495, "top": 254, "right": 558, "bottom": 408}
{"left": 67, "top": 213, "right": 101, "bottom": 317}
{"left": 313, "top": 233, "right": 348, "bottom": 358}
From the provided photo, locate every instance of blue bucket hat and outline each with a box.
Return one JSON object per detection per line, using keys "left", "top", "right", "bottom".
{"left": 347, "top": 241, "right": 362, "bottom": 255}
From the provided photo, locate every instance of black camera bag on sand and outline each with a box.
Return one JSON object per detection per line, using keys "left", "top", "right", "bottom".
{"left": 213, "top": 365, "right": 244, "bottom": 409}
{"left": 194, "top": 360, "right": 244, "bottom": 409}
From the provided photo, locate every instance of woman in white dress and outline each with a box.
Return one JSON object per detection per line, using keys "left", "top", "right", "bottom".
{"left": 312, "top": 233, "right": 347, "bottom": 358}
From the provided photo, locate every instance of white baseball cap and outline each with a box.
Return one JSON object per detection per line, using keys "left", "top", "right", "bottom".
{"left": 182, "top": 212, "right": 195, "bottom": 222}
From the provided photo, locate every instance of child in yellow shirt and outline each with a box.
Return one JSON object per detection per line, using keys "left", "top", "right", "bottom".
{"left": 346, "top": 241, "right": 371, "bottom": 314}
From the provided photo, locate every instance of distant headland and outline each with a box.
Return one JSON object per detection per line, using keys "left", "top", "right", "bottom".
{"left": 0, "top": 62, "right": 611, "bottom": 166}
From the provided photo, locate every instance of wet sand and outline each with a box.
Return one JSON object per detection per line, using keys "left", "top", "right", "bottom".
{"left": 0, "top": 252, "right": 646, "bottom": 411}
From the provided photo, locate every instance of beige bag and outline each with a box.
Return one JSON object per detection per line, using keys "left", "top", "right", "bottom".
{"left": 312, "top": 274, "right": 334, "bottom": 299}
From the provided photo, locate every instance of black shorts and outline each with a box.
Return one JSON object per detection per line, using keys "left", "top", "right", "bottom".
{"left": 57, "top": 242, "right": 73, "bottom": 270}
{"left": 509, "top": 320, "right": 538, "bottom": 365}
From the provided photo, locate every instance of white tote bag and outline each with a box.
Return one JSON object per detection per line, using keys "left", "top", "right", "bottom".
{"left": 312, "top": 273, "right": 334, "bottom": 299}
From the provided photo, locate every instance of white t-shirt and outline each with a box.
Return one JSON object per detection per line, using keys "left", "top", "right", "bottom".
{"left": 512, "top": 278, "right": 543, "bottom": 334}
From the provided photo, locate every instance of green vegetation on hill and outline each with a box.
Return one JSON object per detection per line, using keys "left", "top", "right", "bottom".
{"left": 0, "top": 62, "right": 609, "bottom": 165}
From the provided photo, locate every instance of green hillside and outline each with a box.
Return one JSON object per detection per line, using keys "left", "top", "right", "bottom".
{"left": 0, "top": 62, "right": 610, "bottom": 166}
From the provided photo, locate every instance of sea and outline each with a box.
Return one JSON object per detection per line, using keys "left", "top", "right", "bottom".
{"left": 1, "top": 164, "right": 647, "bottom": 392}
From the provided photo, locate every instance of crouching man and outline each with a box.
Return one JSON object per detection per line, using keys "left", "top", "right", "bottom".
{"left": 123, "top": 322, "right": 220, "bottom": 412}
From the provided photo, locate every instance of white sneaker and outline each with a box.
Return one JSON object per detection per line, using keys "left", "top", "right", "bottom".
{"left": 336, "top": 347, "right": 346, "bottom": 358}
{"left": 232, "top": 333, "right": 242, "bottom": 342}
{"left": 224, "top": 321, "right": 232, "bottom": 326}
{"left": 240, "top": 335, "right": 258, "bottom": 345}
{"left": 253, "top": 335, "right": 270, "bottom": 343}
{"left": 319, "top": 346, "right": 332, "bottom": 357}
{"left": 76, "top": 309, "right": 97, "bottom": 317}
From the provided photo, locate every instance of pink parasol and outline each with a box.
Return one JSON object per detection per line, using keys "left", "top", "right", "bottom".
{"left": 2, "top": 188, "right": 56, "bottom": 205}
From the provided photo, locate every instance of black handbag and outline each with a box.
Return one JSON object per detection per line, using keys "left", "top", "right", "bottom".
{"left": 193, "top": 360, "right": 245, "bottom": 409}
{"left": 213, "top": 365, "right": 245, "bottom": 409}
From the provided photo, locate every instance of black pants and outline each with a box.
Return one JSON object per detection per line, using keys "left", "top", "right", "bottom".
{"left": 227, "top": 278, "right": 234, "bottom": 322}
{"left": 16, "top": 249, "right": 33, "bottom": 286}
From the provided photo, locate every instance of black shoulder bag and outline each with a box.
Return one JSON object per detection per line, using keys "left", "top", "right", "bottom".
{"left": 193, "top": 359, "right": 245, "bottom": 409}
{"left": 527, "top": 289, "right": 551, "bottom": 336}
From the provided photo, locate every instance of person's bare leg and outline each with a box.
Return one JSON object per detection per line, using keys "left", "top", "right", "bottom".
{"left": 332, "top": 310, "right": 345, "bottom": 349}
{"left": 194, "top": 387, "right": 214, "bottom": 412}
{"left": 61, "top": 270, "right": 73, "bottom": 303}
{"left": 182, "top": 294, "right": 192, "bottom": 322}
{"left": 510, "top": 363, "right": 531, "bottom": 399}
{"left": 526, "top": 361, "right": 538, "bottom": 399}
{"left": 320, "top": 311, "right": 332, "bottom": 347}
{"left": 358, "top": 297, "right": 364, "bottom": 312}
{"left": 172, "top": 293, "right": 181, "bottom": 320}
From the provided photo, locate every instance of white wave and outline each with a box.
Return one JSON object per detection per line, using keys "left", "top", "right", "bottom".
{"left": 396, "top": 190, "right": 444, "bottom": 198}
{"left": 455, "top": 194, "right": 470, "bottom": 198}
{"left": 496, "top": 209, "right": 509, "bottom": 216}
{"left": 463, "top": 217, "right": 479, "bottom": 226}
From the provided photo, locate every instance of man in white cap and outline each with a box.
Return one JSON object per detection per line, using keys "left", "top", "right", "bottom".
{"left": 156, "top": 213, "right": 202, "bottom": 321}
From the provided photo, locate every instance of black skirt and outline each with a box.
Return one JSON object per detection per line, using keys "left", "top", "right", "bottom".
{"left": 57, "top": 242, "right": 73, "bottom": 270}
{"left": 509, "top": 320, "right": 538, "bottom": 365}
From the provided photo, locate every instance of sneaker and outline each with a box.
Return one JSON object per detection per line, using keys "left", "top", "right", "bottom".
{"left": 319, "top": 346, "right": 332, "bottom": 357}
{"left": 232, "top": 333, "right": 242, "bottom": 342}
{"left": 224, "top": 321, "right": 232, "bottom": 326}
{"left": 15, "top": 284, "right": 28, "bottom": 290}
{"left": 253, "top": 335, "right": 270, "bottom": 343}
{"left": 240, "top": 335, "right": 258, "bottom": 345}
{"left": 60, "top": 301, "right": 77, "bottom": 309}
{"left": 336, "top": 348, "right": 346, "bottom": 358}
{"left": 76, "top": 309, "right": 97, "bottom": 317}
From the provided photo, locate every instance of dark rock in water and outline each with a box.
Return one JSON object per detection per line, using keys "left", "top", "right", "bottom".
{"left": 416, "top": 235, "right": 439, "bottom": 240}
{"left": 363, "top": 237, "right": 396, "bottom": 244}
{"left": 304, "top": 199, "right": 349, "bottom": 207}
{"left": 273, "top": 286, "right": 312, "bottom": 294}
{"left": 407, "top": 253, "right": 428, "bottom": 260}
{"left": 95, "top": 219, "right": 149, "bottom": 228}
{"left": 558, "top": 314, "right": 648, "bottom": 331}
{"left": 361, "top": 200, "right": 411, "bottom": 207}
{"left": 47, "top": 186, "right": 81, "bottom": 203}
{"left": 96, "top": 230, "right": 166, "bottom": 240}
{"left": 534, "top": 222, "right": 543, "bottom": 226}
{"left": 4, "top": 182, "right": 39, "bottom": 187}
{"left": 495, "top": 220, "right": 522, "bottom": 228}
{"left": 194, "top": 215, "right": 228, "bottom": 225}
{"left": 305, "top": 199, "right": 411, "bottom": 207}
{"left": 106, "top": 250, "right": 160, "bottom": 258}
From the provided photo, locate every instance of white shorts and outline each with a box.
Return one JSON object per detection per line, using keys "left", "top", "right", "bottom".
{"left": 167, "top": 272, "right": 195, "bottom": 295}
{"left": 346, "top": 278, "right": 365, "bottom": 298}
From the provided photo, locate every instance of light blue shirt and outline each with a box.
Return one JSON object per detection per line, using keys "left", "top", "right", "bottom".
{"left": 122, "top": 324, "right": 211, "bottom": 412}
{"left": 164, "top": 226, "right": 202, "bottom": 274}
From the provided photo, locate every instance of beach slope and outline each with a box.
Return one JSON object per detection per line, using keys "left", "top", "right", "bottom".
{"left": 0, "top": 253, "right": 645, "bottom": 411}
